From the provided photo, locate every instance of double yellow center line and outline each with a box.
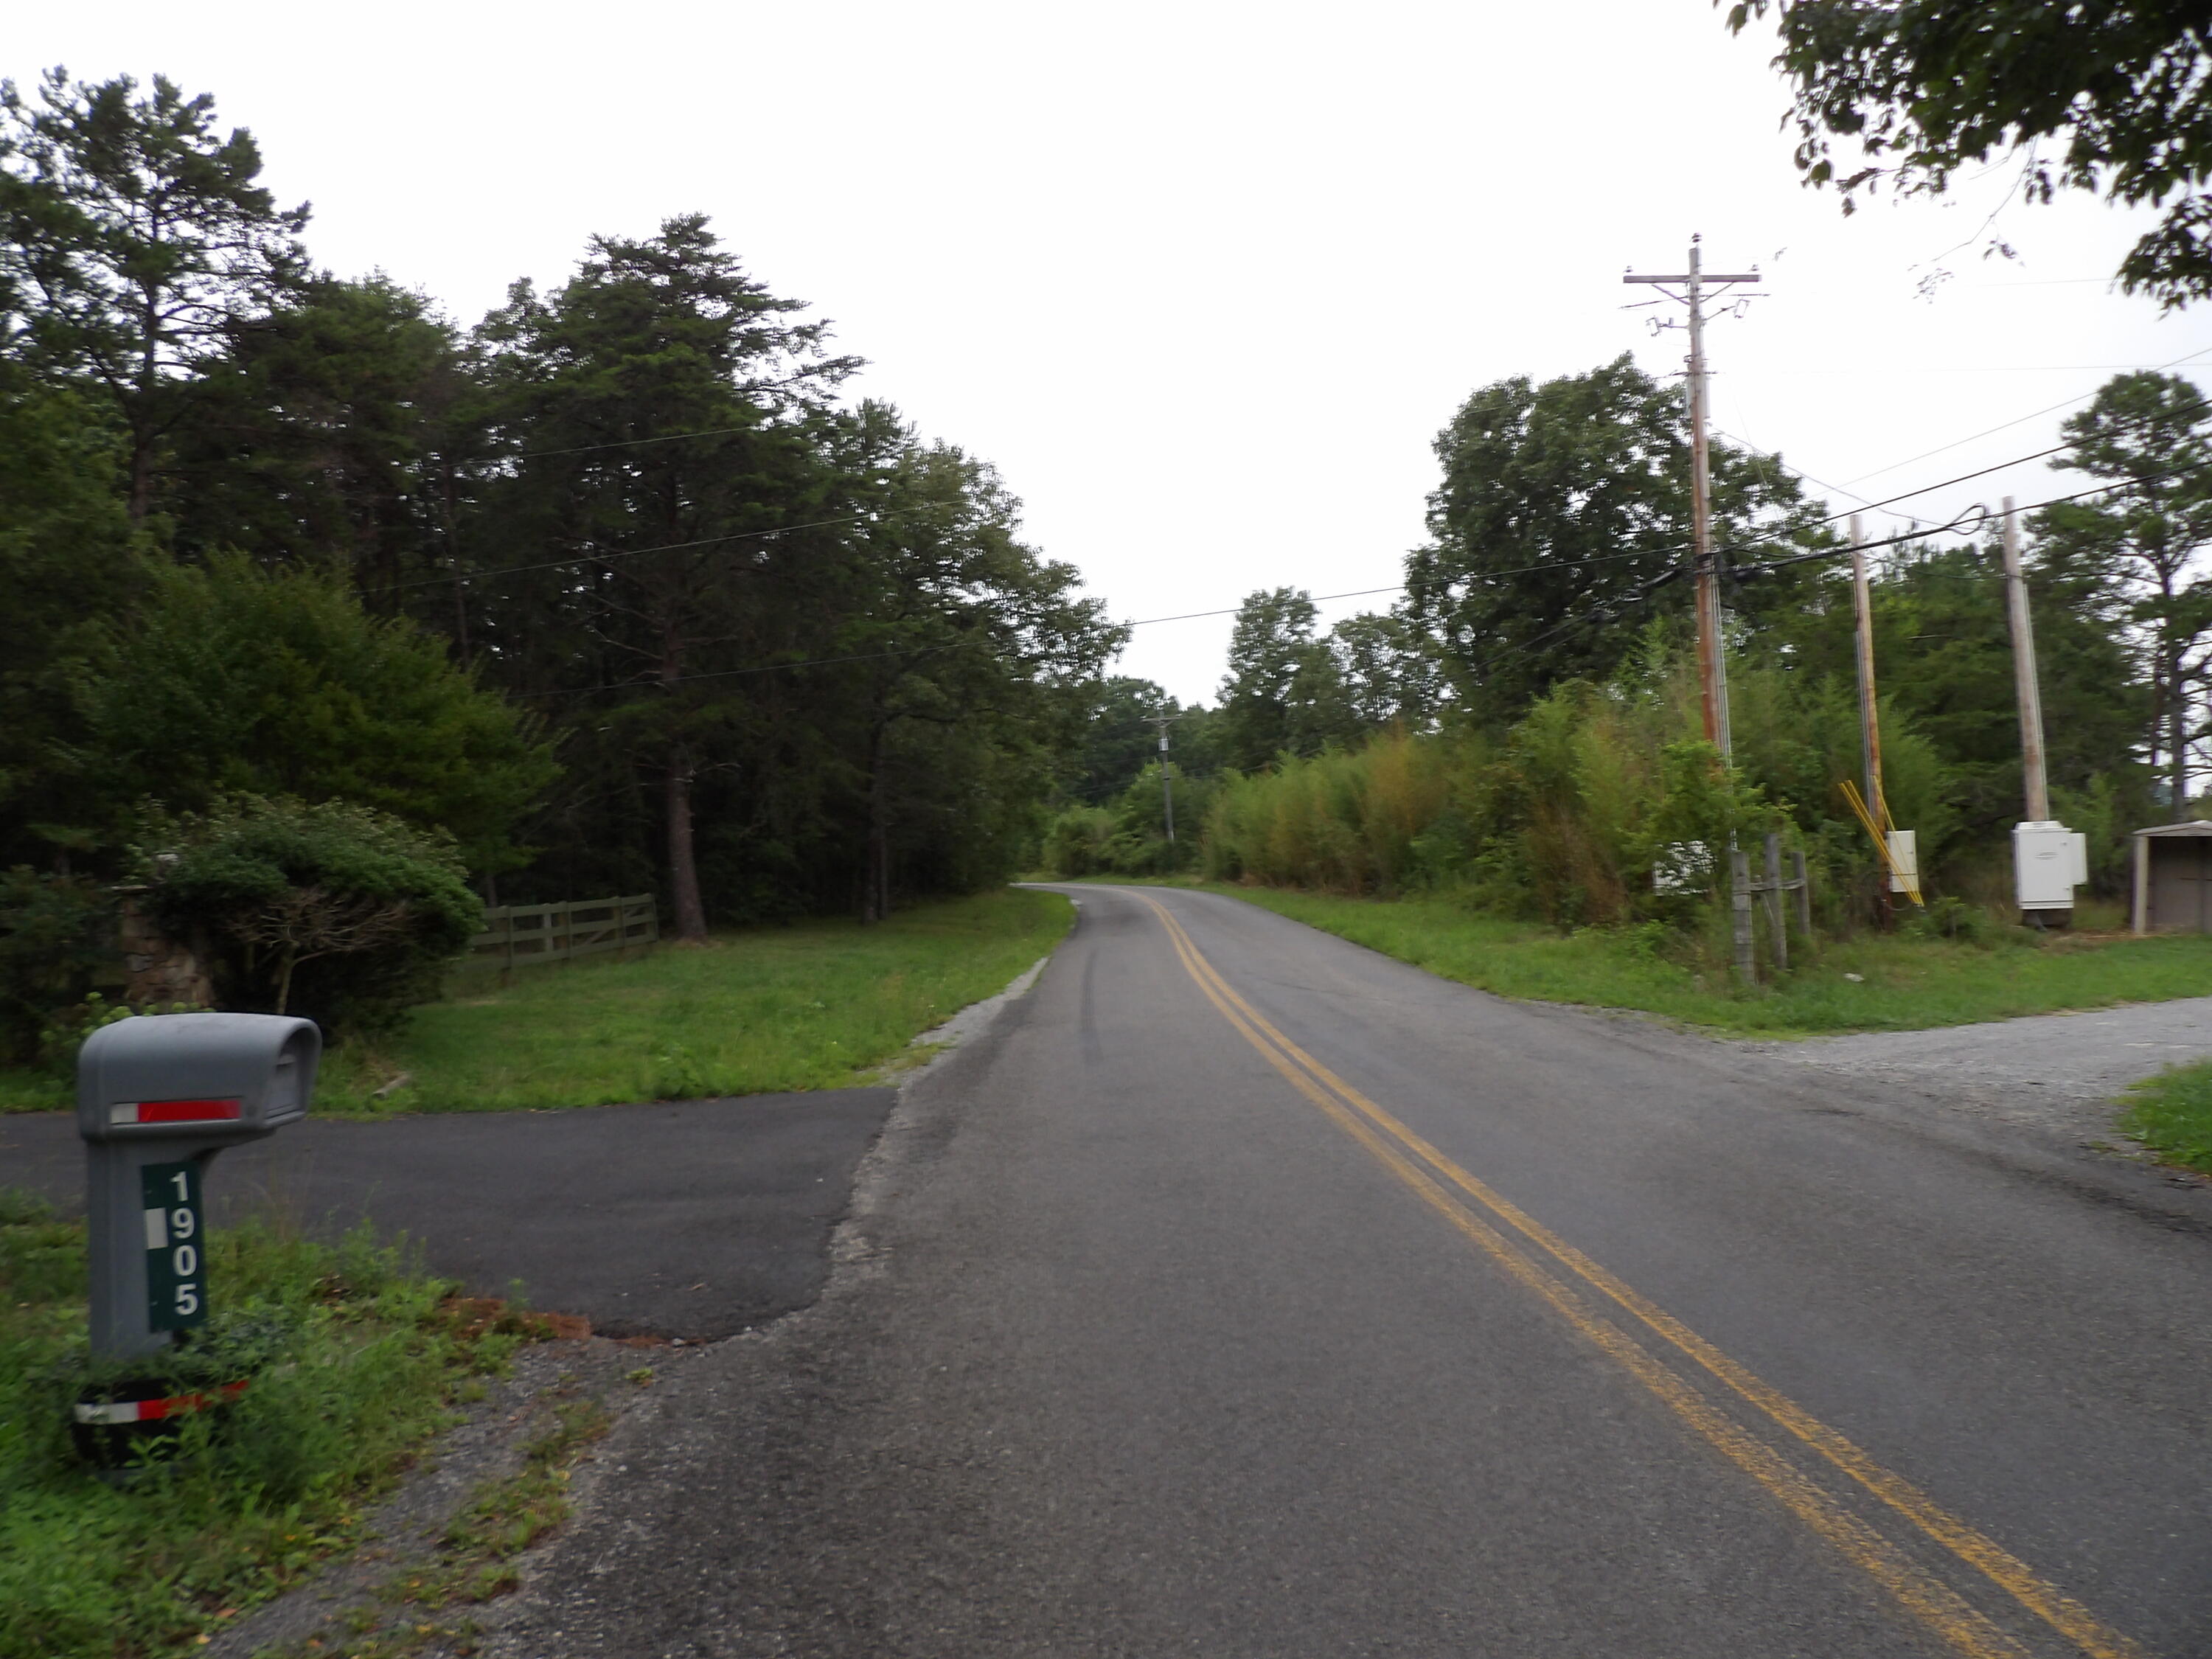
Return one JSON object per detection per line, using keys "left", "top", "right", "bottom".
{"left": 1136, "top": 892, "right": 2143, "bottom": 1659}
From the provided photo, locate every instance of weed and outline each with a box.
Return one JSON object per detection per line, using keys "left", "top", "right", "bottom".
{"left": 302, "top": 1393, "right": 613, "bottom": 1658}
{"left": 0, "top": 1195, "right": 530, "bottom": 1659}
{"left": 2120, "top": 1062, "right": 2212, "bottom": 1173}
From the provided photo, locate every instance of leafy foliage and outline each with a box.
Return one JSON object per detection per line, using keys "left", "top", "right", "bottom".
{"left": 2031, "top": 371, "right": 2212, "bottom": 815}
{"left": 72, "top": 555, "right": 557, "bottom": 874}
{"left": 139, "top": 796, "right": 480, "bottom": 1036}
{"left": 1725, "top": 1, "right": 2212, "bottom": 306}
{"left": 0, "top": 1197, "right": 529, "bottom": 1659}
{"left": 1408, "top": 356, "right": 1831, "bottom": 719}
{"left": 0, "top": 74, "right": 1119, "bottom": 979}
{"left": 0, "top": 871, "right": 114, "bottom": 1062}
{"left": 1040, "top": 762, "right": 1214, "bottom": 879}
{"left": 0, "top": 69, "right": 309, "bottom": 516}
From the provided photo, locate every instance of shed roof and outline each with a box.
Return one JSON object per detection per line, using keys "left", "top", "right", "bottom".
{"left": 2133, "top": 820, "right": 2212, "bottom": 838}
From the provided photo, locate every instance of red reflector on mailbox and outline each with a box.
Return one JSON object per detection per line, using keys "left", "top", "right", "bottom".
{"left": 110, "top": 1098, "right": 243, "bottom": 1126}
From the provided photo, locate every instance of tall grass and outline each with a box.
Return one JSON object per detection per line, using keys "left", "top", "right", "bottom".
{"left": 1201, "top": 647, "right": 1969, "bottom": 936}
{"left": 1203, "top": 731, "right": 1452, "bottom": 894}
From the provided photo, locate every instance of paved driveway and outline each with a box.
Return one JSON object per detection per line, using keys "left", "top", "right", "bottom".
{"left": 0, "top": 1090, "right": 896, "bottom": 1339}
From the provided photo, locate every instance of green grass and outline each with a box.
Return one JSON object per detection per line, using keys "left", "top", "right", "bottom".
{"left": 2119, "top": 1062, "right": 2212, "bottom": 1172}
{"left": 0, "top": 1192, "right": 533, "bottom": 1659}
{"left": 0, "top": 888, "right": 1072, "bottom": 1117}
{"left": 316, "top": 886, "right": 1070, "bottom": 1115}
{"left": 1077, "top": 877, "right": 2212, "bottom": 1037}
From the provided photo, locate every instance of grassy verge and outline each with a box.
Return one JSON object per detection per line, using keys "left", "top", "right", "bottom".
{"left": 1071, "top": 877, "right": 2212, "bottom": 1037}
{"left": 0, "top": 1192, "right": 538, "bottom": 1659}
{"left": 0, "top": 887, "right": 1072, "bottom": 1116}
{"left": 2119, "top": 1062, "right": 2212, "bottom": 1172}
{"left": 291, "top": 1381, "right": 620, "bottom": 1659}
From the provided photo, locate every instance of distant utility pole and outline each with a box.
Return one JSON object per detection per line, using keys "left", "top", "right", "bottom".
{"left": 2000, "top": 496, "right": 2051, "bottom": 824}
{"left": 1624, "top": 236, "right": 1761, "bottom": 761}
{"left": 1150, "top": 714, "right": 1177, "bottom": 844}
{"left": 1849, "top": 515, "right": 1892, "bottom": 927}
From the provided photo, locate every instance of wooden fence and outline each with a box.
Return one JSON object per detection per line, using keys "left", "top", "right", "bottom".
{"left": 465, "top": 894, "right": 659, "bottom": 970}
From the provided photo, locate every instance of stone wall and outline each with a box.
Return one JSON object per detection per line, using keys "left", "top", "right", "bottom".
{"left": 117, "top": 894, "right": 215, "bottom": 1008}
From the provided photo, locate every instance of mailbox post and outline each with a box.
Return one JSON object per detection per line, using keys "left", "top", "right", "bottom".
{"left": 77, "top": 1013, "right": 319, "bottom": 1360}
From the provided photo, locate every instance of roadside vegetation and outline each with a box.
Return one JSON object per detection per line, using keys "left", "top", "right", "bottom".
{"left": 1096, "top": 877, "right": 2212, "bottom": 1038}
{"left": 1040, "top": 358, "right": 2212, "bottom": 1037}
{"left": 0, "top": 1192, "right": 541, "bottom": 1659}
{"left": 0, "top": 889, "right": 1069, "bottom": 1116}
{"left": 314, "top": 888, "right": 1069, "bottom": 1114}
{"left": 0, "top": 69, "right": 1116, "bottom": 1093}
{"left": 2120, "top": 1062, "right": 2212, "bottom": 1175}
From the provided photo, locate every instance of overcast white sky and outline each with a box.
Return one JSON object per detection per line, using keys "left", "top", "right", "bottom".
{"left": 16, "top": 1, "right": 2210, "bottom": 703}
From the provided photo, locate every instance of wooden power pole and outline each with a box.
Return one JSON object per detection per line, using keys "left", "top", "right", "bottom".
{"left": 2000, "top": 496, "right": 2051, "bottom": 823}
{"left": 1849, "top": 515, "right": 1891, "bottom": 925}
{"left": 1624, "top": 237, "right": 1761, "bottom": 761}
{"left": 1150, "top": 714, "right": 1177, "bottom": 844}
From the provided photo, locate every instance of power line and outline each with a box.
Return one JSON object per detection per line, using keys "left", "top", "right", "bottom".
{"left": 1717, "top": 375, "right": 2212, "bottom": 537}
{"left": 1836, "top": 343, "right": 2212, "bottom": 487}
{"left": 393, "top": 513, "right": 873, "bottom": 593}
{"left": 508, "top": 421, "right": 776, "bottom": 461}
{"left": 508, "top": 442, "right": 2212, "bottom": 703}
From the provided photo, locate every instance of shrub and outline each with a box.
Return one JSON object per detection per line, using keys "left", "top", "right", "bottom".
{"left": 137, "top": 797, "right": 481, "bottom": 1037}
{"left": 72, "top": 554, "right": 557, "bottom": 876}
{"left": 1041, "top": 807, "right": 1116, "bottom": 877}
{"left": 1041, "top": 764, "right": 1213, "bottom": 879}
{"left": 0, "top": 872, "right": 115, "bottom": 1065}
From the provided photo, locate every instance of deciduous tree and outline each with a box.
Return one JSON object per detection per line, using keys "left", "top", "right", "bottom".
{"left": 1408, "top": 355, "right": 1826, "bottom": 721}
{"left": 1725, "top": 1, "right": 2212, "bottom": 305}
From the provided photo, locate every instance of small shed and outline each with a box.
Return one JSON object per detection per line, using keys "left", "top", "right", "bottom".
{"left": 2132, "top": 821, "right": 2212, "bottom": 933}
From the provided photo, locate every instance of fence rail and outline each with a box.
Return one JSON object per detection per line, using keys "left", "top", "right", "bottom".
{"left": 466, "top": 894, "right": 658, "bottom": 969}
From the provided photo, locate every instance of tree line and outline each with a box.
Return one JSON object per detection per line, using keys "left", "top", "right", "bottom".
{"left": 0, "top": 71, "right": 1121, "bottom": 930}
{"left": 1069, "top": 0, "right": 2212, "bottom": 899}
{"left": 1060, "top": 353, "right": 2205, "bottom": 914}
{"left": 0, "top": 69, "right": 1124, "bottom": 1051}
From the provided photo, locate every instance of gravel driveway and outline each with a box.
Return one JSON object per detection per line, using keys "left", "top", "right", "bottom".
{"left": 1736, "top": 995, "right": 2212, "bottom": 1145}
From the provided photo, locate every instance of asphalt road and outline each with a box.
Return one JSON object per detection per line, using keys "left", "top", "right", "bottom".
{"left": 472, "top": 884, "right": 2212, "bottom": 1659}
{"left": 0, "top": 1091, "right": 895, "bottom": 1338}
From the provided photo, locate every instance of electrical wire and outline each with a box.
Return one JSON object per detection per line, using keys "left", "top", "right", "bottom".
{"left": 392, "top": 513, "right": 874, "bottom": 593}
{"left": 503, "top": 448, "right": 2212, "bottom": 703}
{"left": 1836, "top": 343, "right": 2212, "bottom": 487}
{"left": 451, "top": 352, "right": 2212, "bottom": 699}
{"left": 399, "top": 355, "right": 2212, "bottom": 611}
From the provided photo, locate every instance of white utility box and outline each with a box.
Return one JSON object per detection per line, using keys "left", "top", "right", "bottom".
{"left": 2014, "top": 820, "right": 2087, "bottom": 913}
{"left": 1885, "top": 830, "right": 1917, "bottom": 894}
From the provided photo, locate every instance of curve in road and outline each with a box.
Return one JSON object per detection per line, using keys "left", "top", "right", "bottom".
{"left": 484, "top": 883, "right": 2212, "bottom": 1659}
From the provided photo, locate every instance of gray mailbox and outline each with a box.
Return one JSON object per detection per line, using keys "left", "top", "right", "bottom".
{"left": 77, "top": 1013, "right": 319, "bottom": 1359}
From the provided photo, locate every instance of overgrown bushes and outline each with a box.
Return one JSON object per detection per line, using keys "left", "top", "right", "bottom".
{"left": 139, "top": 796, "right": 481, "bottom": 1037}
{"left": 1194, "top": 639, "right": 2070, "bottom": 940}
{"left": 1040, "top": 762, "right": 1211, "bottom": 878}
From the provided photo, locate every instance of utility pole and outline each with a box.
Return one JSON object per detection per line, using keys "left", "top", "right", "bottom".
{"left": 2000, "top": 496, "right": 2051, "bottom": 823}
{"left": 2001, "top": 495, "right": 2089, "bottom": 925}
{"left": 1150, "top": 714, "right": 1177, "bottom": 844}
{"left": 1624, "top": 236, "right": 1761, "bottom": 761}
{"left": 1849, "top": 515, "right": 1891, "bottom": 926}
